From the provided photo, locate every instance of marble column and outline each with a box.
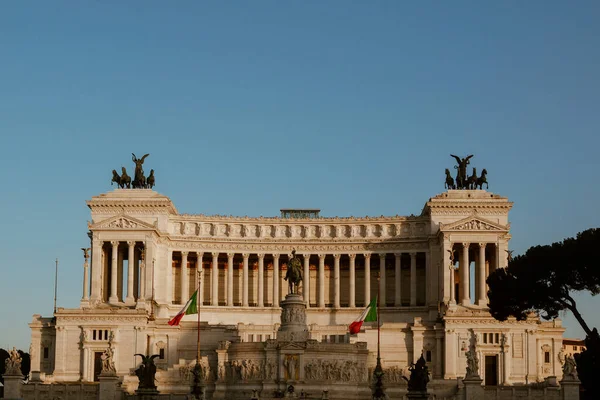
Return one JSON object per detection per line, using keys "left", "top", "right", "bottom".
{"left": 125, "top": 242, "right": 135, "bottom": 303}
{"left": 349, "top": 254, "right": 356, "bottom": 307}
{"left": 258, "top": 254, "right": 265, "bottom": 307}
{"left": 394, "top": 253, "right": 401, "bottom": 306}
{"left": 181, "top": 252, "right": 189, "bottom": 304}
{"left": 461, "top": 243, "right": 470, "bottom": 305}
{"left": 211, "top": 252, "right": 219, "bottom": 306}
{"left": 90, "top": 236, "right": 102, "bottom": 302}
{"left": 167, "top": 250, "right": 173, "bottom": 303}
{"left": 227, "top": 253, "right": 234, "bottom": 306}
{"left": 442, "top": 238, "right": 452, "bottom": 304}
{"left": 242, "top": 253, "right": 249, "bottom": 307}
{"left": 364, "top": 254, "right": 371, "bottom": 305}
{"left": 379, "top": 253, "right": 386, "bottom": 307}
{"left": 139, "top": 250, "right": 146, "bottom": 301}
{"left": 333, "top": 254, "right": 341, "bottom": 308}
{"left": 82, "top": 252, "right": 90, "bottom": 301}
{"left": 477, "top": 243, "right": 487, "bottom": 306}
{"left": 196, "top": 252, "right": 204, "bottom": 303}
{"left": 109, "top": 241, "right": 119, "bottom": 303}
{"left": 410, "top": 252, "right": 417, "bottom": 306}
{"left": 449, "top": 260, "right": 456, "bottom": 305}
{"left": 318, "top": 254, "right": 325, "bottom": 307}
{"left": 273, "top": 254, "right": 280, "bottom": 307}
{"left": 303, "top": 254, "right": 310, "bottom": 307}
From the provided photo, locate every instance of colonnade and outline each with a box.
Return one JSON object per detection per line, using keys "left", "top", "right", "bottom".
{"left": 447, "top": 242, "right": 497, "bottom": 306}
{"left": 85, "top": 243, "right": 429, "bottom": 308}
{"left": 170, "top": 251, "right": 428, "bottom": 308}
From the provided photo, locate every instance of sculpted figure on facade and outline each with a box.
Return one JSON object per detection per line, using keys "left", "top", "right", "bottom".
{"left": 131, "top": 153, "right": 149, "bottom": 189}
{"left": 5, "top": 347, "right": 22, "bottom": 375}
{"left": 562, "top": 354, "right": 577, "bottom": 380}
{"left": 283, "top": 355, "right": 298, "bottom": 380}
{"left": 101, "top": 347, "right": 116, "bottom": 374}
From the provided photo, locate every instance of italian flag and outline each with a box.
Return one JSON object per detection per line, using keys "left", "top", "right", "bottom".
{"left": 168, "top": 290, "right": 199, "bottom": 326}
{"left": 348, "top": 297, "right": 378, "bottom": 334}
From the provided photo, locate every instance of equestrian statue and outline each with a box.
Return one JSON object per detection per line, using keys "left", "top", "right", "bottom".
{"left": 285, "top": 250, "right": 303, "bottom": 295}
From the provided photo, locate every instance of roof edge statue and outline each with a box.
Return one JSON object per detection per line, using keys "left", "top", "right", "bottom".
{"left": 445, "top": 154, "right": 489, "bottom": 190}
{"left": 111, "top": 153, "right": 155, "bottom": 189}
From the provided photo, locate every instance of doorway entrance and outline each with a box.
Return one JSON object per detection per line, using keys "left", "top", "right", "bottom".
{"left": 94, "top": 352, "right": 103, "bottom": 382}
{"left": 484, "top": 355, "right": 498, "bottom": 386}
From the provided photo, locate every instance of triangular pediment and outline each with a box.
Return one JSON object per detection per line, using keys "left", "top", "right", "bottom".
{"left": 90, "top": 214, "right": 156, "bottom": 230}
{"left": 278, "top": 341, "right": 307, "bottom": 350}
{"left": 441, "top": 216, "right": 508, "bottom": 232}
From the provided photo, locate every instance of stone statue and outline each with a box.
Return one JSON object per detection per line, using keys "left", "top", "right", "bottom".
{"left": 111, "top": 169, "right": 121, "bottom": 187}
{"left": 285, "top": 250, "right": 303, "bottom": 294}
{"left": 465, "top": 330, "right": 480, "bottom": 378}
{"left": 450, "top": 154, "right": 473, "bottom": 189}
{"left": 506, "top": 250, "right": 514, "bottom": 263}
{"left": 562, "top": 354, "right": 577, "bottom": 379}
{"left": 406, "top": 354, "right": 429, "bottom": 392}
{"left": 444, "top": 168, "right": 456, "bottom": 189}
{"left": 81, "top": 247, "right": 90, "bottom": 260}
{"left": 101, "top": 347, "right": 116, "bottom": 374}
{"left": 283, "top": 355, "right": 298, "bottom": 381}
{"left": 5, "top": 347, "right": 22, "bottom": 375}
{"left": 132, "top": 153, "right": 149, "bottom": 189}
{"left": 135, "top": 353, "right": 159, "bottom": 390}
{"left": 467, "top": 168, "right": 478, "bottom": 190}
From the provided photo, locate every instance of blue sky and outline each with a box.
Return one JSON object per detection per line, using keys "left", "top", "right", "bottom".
{"left": 1, "top": 2, "right": 599, "bottom": 350}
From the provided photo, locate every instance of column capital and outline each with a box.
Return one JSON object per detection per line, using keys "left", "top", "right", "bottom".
{"left": 211, "top": 252, "right": 219, "bottom": 257}
{"left": 272, "top": 253, "right": 280, "bottom": 260}
{"left": 379, "top": 253, "right": 387, "bottom": 259}
{"left": 181, "top": 251, "right": 189, "bottom": 257}
{"left": 318, "top": 254, "right": 326, "bottom": 259}
{"left": 479, "top": 242, "right": 487, "bottom": 248}
{"left": 303, "top": 253, "right": 310, "bottom": 260}
{"left": 257, "top": 253, "right": 265, "bottom": 259}
{"left": 127, "top": 240, "right": 136, "bottom": 246}
{"left": 196, "top": 251, "right": 204, "bottom": 257}
{"left": 462, "top": 242, "right": 470, "bottom": 248}
{"left": 409, "top": 251, "right": 417, "bottom": 257}
{"left": 333, "top": 254, "right": 341, "bottom": 260}
{"left": 110, "top": 240, "right": 119, "bottom": 246}
{"left": 242, "top": 253, "right": 250, "bottom": 259}
{"left": 394, "top": 252, "right": 402, "bottom": 257}
{"left": 364, "top": 253, "right": 371, "bottom": 260}
{"left": 227, "top": 253, "right": 235, "bottom": 258}
{"left": 348, "top": 254, "right": 356, "bottom": 260}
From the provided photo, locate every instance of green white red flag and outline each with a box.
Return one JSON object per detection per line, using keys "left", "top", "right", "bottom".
{"left": 168, "top": 290, "right": 198, "bottom": 326}
{"left": 348, "top": 297, "right": 378, "bottom": 334}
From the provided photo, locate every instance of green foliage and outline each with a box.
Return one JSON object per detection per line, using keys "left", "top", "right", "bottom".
{"left": 487, "top": 228, "right": 600, "bottom": 336}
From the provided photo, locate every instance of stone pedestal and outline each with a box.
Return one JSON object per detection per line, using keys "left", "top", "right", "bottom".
{"left": 277, "top": 293, "right": 309, "bottom": 342}
{"left": 98, "top": 373, "right": 121, "bottom": 400}
{"left": 2, "top": 374, "right": 24, "bottom": 399}
{"left": 462, "top": 377, "right": 484, "bottom": 400}
{"left": 560, "top": 377, "right": 580, "bottom": 400}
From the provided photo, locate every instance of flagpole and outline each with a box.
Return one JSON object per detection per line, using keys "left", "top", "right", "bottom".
{"left": 191, "top": 262, "right": 204, "bottom": 400}
{"left": 197, "top": 265, "right": 202, "bottom": 364}
{"left": 372, "top": 272, "right": 385, "bottom": 399}
{"left": 53, "top": 258, "right": 59, "bottom": 314}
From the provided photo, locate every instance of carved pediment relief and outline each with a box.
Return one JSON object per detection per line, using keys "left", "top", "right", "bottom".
{"left": 441, "top": 216, "right": 508, "bottom": 232}
{"left": 90, "top": 215, "right": 156, "bottom": 230}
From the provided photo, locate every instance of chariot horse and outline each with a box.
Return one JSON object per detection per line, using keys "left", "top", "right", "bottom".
{"left": 476, "top": 168, "right": 488, "bottom": 189}
{"left": 444, "top": 169, "right": 455, "bottom": 189}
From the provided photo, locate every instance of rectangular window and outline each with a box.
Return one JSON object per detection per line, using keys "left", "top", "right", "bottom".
{"left": 544, "top": 351, "right": 550, "bottom": 363}
{"left": 573, "top": 346, "right": 578, "bottom": 351}
{"left": 495, "top": 333, "right": 499, "bottom": 344}
{"left": 248, "top": 334, "right": 254, "bottom": 343}
{"left": 483, "top": 333, "right": 487, "bottom": 344}
{"left": 93, "top": 330, "right": 97, "bottom": 340}
{"left": 43, "top": 347, "right": 49, "bottom": 359}
{"left": 159, "top": 348, "right": 165, "bottom": 360}
{"left": 426, "top": 350, "right": 432, "bottom": 362}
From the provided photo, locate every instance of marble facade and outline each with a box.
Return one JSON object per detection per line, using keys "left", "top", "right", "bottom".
{"left": 29, "top": 188, "right": 565, "bottom": 395}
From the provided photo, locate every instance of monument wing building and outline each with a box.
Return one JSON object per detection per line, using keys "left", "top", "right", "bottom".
{"left": 29, "top": 187, "right": 565, "bottom": 397}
